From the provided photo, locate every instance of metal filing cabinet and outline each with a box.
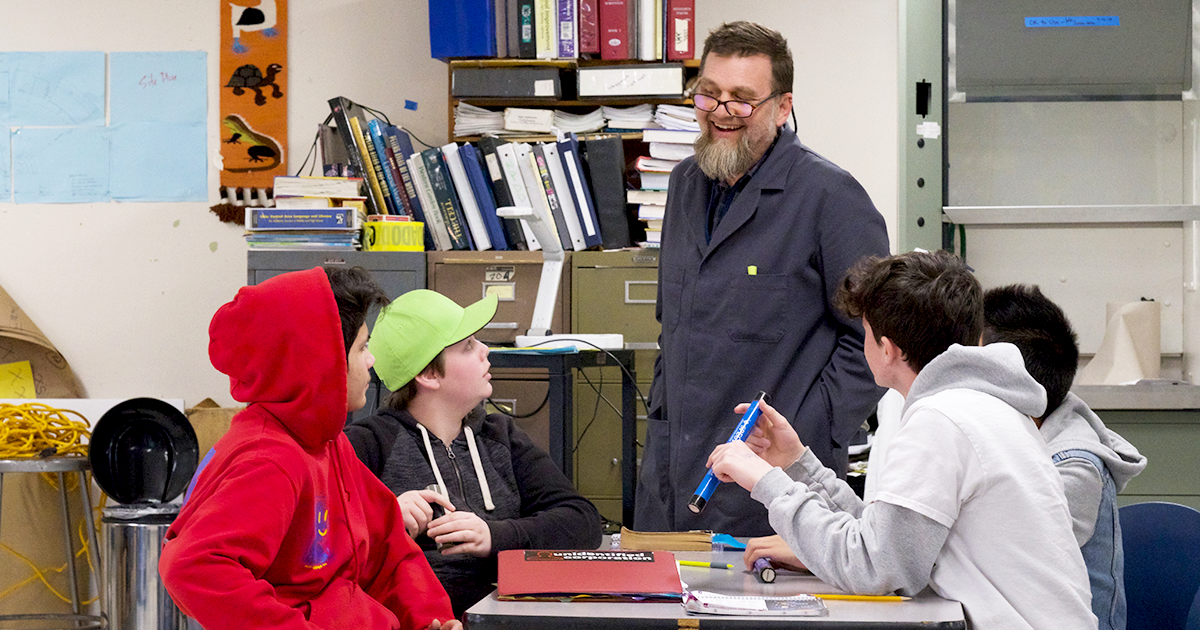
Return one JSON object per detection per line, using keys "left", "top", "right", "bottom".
{"left": 247, "top": 250, "right": 426, "bottom": 423}
{"left": 571, "top": 249, "right": 660, "bottom": 523}
{"left": 426, "top": 251, "right": 572, "bottom": 457}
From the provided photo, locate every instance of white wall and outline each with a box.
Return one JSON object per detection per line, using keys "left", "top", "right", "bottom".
{"left": 0, "top": 0, "right": 899, "bottom": 408}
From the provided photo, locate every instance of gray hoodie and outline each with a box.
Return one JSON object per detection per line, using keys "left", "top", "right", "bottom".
{"left": 1041, "top": 393, "right": 1147, "bottom": 545}
{"left": 751, "top": 343, "right": 1093, "bottom": 630}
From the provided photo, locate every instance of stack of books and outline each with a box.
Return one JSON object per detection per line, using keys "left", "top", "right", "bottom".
{"left": 245, "top": 178, "right": 366, "bottom": 250}
{"left": 603, "top": 104, "right": 658, "bottom": 132}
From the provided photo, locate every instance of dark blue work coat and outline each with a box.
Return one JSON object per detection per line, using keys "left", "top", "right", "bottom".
{"left": 634, "top": 126, "right": 889, "bottom": 537}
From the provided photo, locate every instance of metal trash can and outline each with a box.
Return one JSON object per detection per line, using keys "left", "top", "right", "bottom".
{"left": 101, "top": 505, "right": 185, "bottom": 630}
{"left": 89, "top": 398, "right": 199, "bottom": 630}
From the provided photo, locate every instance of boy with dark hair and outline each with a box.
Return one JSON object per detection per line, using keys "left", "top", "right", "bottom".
{"left": 345, "top": 289, "right": 602, "bottom": 618}
{"left": 706, "top": 250, "right": 1095, "bottom": 630}
{"left": 983, "top": 284, "right": 1146, "bottom": 630}
{"left": 160, "top": 267, "right": 461, "bottom": 630}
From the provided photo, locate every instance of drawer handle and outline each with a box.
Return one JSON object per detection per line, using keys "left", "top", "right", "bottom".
{"left": 624, "top": 280, "right": 657, "bottom": 304}
{"left": 484, "top": 322, "right": 520, "bottom": 329}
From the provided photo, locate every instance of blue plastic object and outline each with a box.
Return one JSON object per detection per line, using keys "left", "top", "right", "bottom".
{"left": 688, "top": 392, "right": 767, "bottom": 514}
{"left": 1119, "top": 501, "right": 1200, "bottom": 630}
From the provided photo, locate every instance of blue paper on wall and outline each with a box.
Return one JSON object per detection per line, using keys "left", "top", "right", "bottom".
{"left": 110, "top": 51, "right": 207, "bottom": 125}
{"left": 0, "top": 52, "right": 105, "bottom": 127}
{"left": 13, "top": 127, "right": 110, "bottom": 203}
{"left": 0, "top": 131, "right": 10, "bottom": 202}
{"left": 110, "top": 122, "right": 207, "bottom": 201}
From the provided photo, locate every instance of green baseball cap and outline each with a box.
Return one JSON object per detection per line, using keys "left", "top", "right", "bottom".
{"left": 371, "top": 290, "right": 499, "bottom": 391}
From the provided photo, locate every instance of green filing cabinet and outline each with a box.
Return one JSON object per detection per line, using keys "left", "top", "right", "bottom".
{"left": 571, "top": 249, "right": 660, "bottom": 524}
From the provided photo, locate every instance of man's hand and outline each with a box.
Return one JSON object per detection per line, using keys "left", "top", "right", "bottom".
{"left": 427, "top": 618, "right": 463, "bottom": 630}
{"left": 737, "top": 399, "right": 805, "bottom": 469}
{"left": 427, "top": 510, "right": 493, "bottom": 557}
{"left": 707, "top": 440, "right": 773, "bottom": 491}
{"left": 743, "top": 534, "right": 808, "bottom": 572}
{"left": 396, "top": 489, "right": 455, "bottom": 538}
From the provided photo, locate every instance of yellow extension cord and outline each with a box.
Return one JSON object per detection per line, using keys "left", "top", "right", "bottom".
{"left": 0, "top": 402, "right": 100, "bottom": 605}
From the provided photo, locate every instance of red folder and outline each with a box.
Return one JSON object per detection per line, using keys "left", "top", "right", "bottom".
{"left": 497, "top": 549, "right": 684, "bottom": 602}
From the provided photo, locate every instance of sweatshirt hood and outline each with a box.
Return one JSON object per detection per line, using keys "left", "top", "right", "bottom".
{"left": 903, "top": 343, "right": 1047, "bottom": 419}
{"left": 208, "top": 267, "right": 347, "bottom": 450}
{"left": 1041, "top": 392, "right": 1148, "bottom": 491}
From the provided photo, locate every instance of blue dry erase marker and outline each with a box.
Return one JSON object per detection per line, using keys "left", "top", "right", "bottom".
{"left": 688, "top": 391, "right": 769, "bottom": 514}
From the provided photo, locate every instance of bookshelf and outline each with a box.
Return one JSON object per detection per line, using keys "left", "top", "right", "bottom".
{"left": 447, "top": 58, "right": 701, "bottom": 143}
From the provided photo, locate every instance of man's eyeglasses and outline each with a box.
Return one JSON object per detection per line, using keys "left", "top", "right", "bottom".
{"left": 691, "top": 91, "right": 781, "bottom": 118}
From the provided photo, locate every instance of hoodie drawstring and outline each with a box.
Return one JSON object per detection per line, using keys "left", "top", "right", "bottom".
{"left": 464, "top": 426, "right": 495, "bottom": 511}
{"left": 417, "top": 424, "right": 448, "bottom": 498}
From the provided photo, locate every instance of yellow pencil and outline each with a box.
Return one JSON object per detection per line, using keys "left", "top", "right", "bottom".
{"left": 677, "top": 560, "right": 735, "bottom": 570}
{"left": 811, "top": 593, "right": 910, "bottom": 602}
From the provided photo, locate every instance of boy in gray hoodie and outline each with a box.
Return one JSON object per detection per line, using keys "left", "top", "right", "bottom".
{"left": 707, "top": 250, "right": 1095, "bottom": 630}
{"left": 983, "top": 284, "right": 1146, "bottom": 630}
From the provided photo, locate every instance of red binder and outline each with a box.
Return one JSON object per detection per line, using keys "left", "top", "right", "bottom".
{"left": 497, "top": 549, "right": 684, "bottom": 602}
{"left": 598, "top": 0, "right": 630, "bottom": 60}
{"left": 665, "top": 0, "right": 694, "bottom": 61}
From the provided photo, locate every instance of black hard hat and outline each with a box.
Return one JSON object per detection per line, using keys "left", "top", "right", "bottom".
{"left": 88, "top": 398, "right": 199, "bottom": 505}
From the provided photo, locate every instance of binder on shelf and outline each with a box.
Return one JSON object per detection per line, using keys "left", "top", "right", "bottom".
{"left": 557, "top": 0, "right": 577, "bottom": 58}
{"left": 534, "top": 0, "right": 556, "bottom": 59}
{"left": 495, "top": 0, "right": 509, "bottom": 58}
{"left": 540, "top": 142, "right": 587, "bottom": 251}
{"left": 441, "top": 142, "right": 493, "bottom": 251}
{"left": 578, "top": 64, "right": 684, "bottom": 97}
{"left": 599, "top": 0, "right": 631, "bottom": 60}
{"left": 429, "top": 0, "right": 498, "bottom": 59}
{"left": 515, "top": 143, "right": 562, "bottom": 251}
{"left": 496, "top": 142, "right": 543, "bottom": 250}
{"left": 517, "top": 0, "right": 537, "bottom": 58}
{"left": 665, "top": 0, "right": 695, "bottom": 61}
{"left": 476, "top": 136, "right": 528, "bottom": 249}
{"left": 421, "top": 148, "right": 474, "bottom": 250}
{"left": 636, "top": 0, "right": 657, "bottom": 61}
{"left": 531, "top": 143, "right": 574, "bottom": 251}
{"left": 460, "top": 142, "right": 511, "bottom": 250}
{"left": 505, "top": 0, "right": 521, "bottom": 57}
{"left": 385, "top": 126, "right": 435, "bottom": 249}
{"left": 580, "top": 135, "right": 633, "bottom": 249}
{"left": 557, "top": 133, "right": 603, "bottom": 249}
{"left": 579, "top": 0, "right": 600, "bottom": 54}
{"left": 408, "top": 154, "right": 454, "bottom": 251}
{"left": 452, "top": 66, "right": 562, "bottom": 99}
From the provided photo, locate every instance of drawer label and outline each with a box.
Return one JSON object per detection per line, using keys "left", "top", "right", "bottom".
{"left": 485, "top": 266, "right": 516, "bottom": 282}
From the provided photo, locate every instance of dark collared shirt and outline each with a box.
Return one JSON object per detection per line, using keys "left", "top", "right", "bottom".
{"left": 704, "top": 129, "right": 783, "bottom": 244}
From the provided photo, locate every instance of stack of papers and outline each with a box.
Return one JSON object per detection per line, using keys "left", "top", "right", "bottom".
{"left": 684, "top": 591, "right": 829, "bottom": 616}
{"left": 656, "top": 104, "right": 699, "bottom": 131}
{"left": 454, "top": 102, "right": 505, "bottom": 136}
{"left": 602, "top": 104, "right": 659, "bottom": 131}
{"left": 553, "top": 108, "right": 607, "bottom": 134}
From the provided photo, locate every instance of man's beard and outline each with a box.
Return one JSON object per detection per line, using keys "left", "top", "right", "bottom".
{"left": 694, "top": 126, "right": 757, "bottom": 183}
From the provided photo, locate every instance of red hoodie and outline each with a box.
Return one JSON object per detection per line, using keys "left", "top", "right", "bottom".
{"left": 159, "top": 268, "right": 453, "bottom": 630}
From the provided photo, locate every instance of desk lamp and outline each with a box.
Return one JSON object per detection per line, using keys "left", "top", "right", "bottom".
{"left": 496, "top": 206, "right": 624, "bottom": 350}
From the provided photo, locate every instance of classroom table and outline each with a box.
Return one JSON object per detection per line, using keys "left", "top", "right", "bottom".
{"left": 464, "top": 546, "right": 966, "bottom": 628}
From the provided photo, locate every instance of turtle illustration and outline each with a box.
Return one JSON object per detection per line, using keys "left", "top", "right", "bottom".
{"left": 224, "top": 63, "right": 283, "bottom": 106}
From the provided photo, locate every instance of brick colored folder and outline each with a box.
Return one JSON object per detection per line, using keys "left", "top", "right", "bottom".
{"left": 497, "top": 549, "right": 683, "bottom": 602}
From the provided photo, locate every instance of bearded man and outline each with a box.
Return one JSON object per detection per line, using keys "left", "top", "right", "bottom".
{"left": 635, "top": 21, "right": 891, "bottom": 537}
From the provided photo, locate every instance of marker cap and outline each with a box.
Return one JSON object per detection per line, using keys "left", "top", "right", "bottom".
{"left": 687, "top": 494, "right": 706, "bottom": 513}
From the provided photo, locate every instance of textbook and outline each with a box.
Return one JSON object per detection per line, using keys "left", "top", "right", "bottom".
{"left": 618, "top": 527, "right": 712, "bottom": 551}
{"left": 497, "top": 549, "right": 683, "bottom": 602}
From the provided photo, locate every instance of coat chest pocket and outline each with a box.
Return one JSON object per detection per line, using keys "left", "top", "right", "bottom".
{"left": 719, "top": 273, "right": 789, "bottom": 343}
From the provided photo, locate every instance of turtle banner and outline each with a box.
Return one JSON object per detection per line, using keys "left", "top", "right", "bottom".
{"left": 218, "top": 0, "right": 287, "bottom": 198}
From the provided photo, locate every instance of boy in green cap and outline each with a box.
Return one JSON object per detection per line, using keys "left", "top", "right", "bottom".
{"left": 345, "top": 289, "right": 602, "bottom": 618}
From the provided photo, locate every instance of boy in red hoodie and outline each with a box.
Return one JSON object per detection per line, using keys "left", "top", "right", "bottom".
{"left": 159, "top": 267, "right": 460, "bottom": 630}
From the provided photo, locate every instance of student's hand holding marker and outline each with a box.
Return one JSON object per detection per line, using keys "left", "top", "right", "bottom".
{"left": 743, "top": 535, "right": 809, "bottom": 573}
{"left": 427, "top": 510, "right": 493, "bottom": 557}
{"left": 736, "top": 399, "right": 806, "bottom": 469}
{"left": 396, "top": 489, "right": 456, "bottom": 538}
